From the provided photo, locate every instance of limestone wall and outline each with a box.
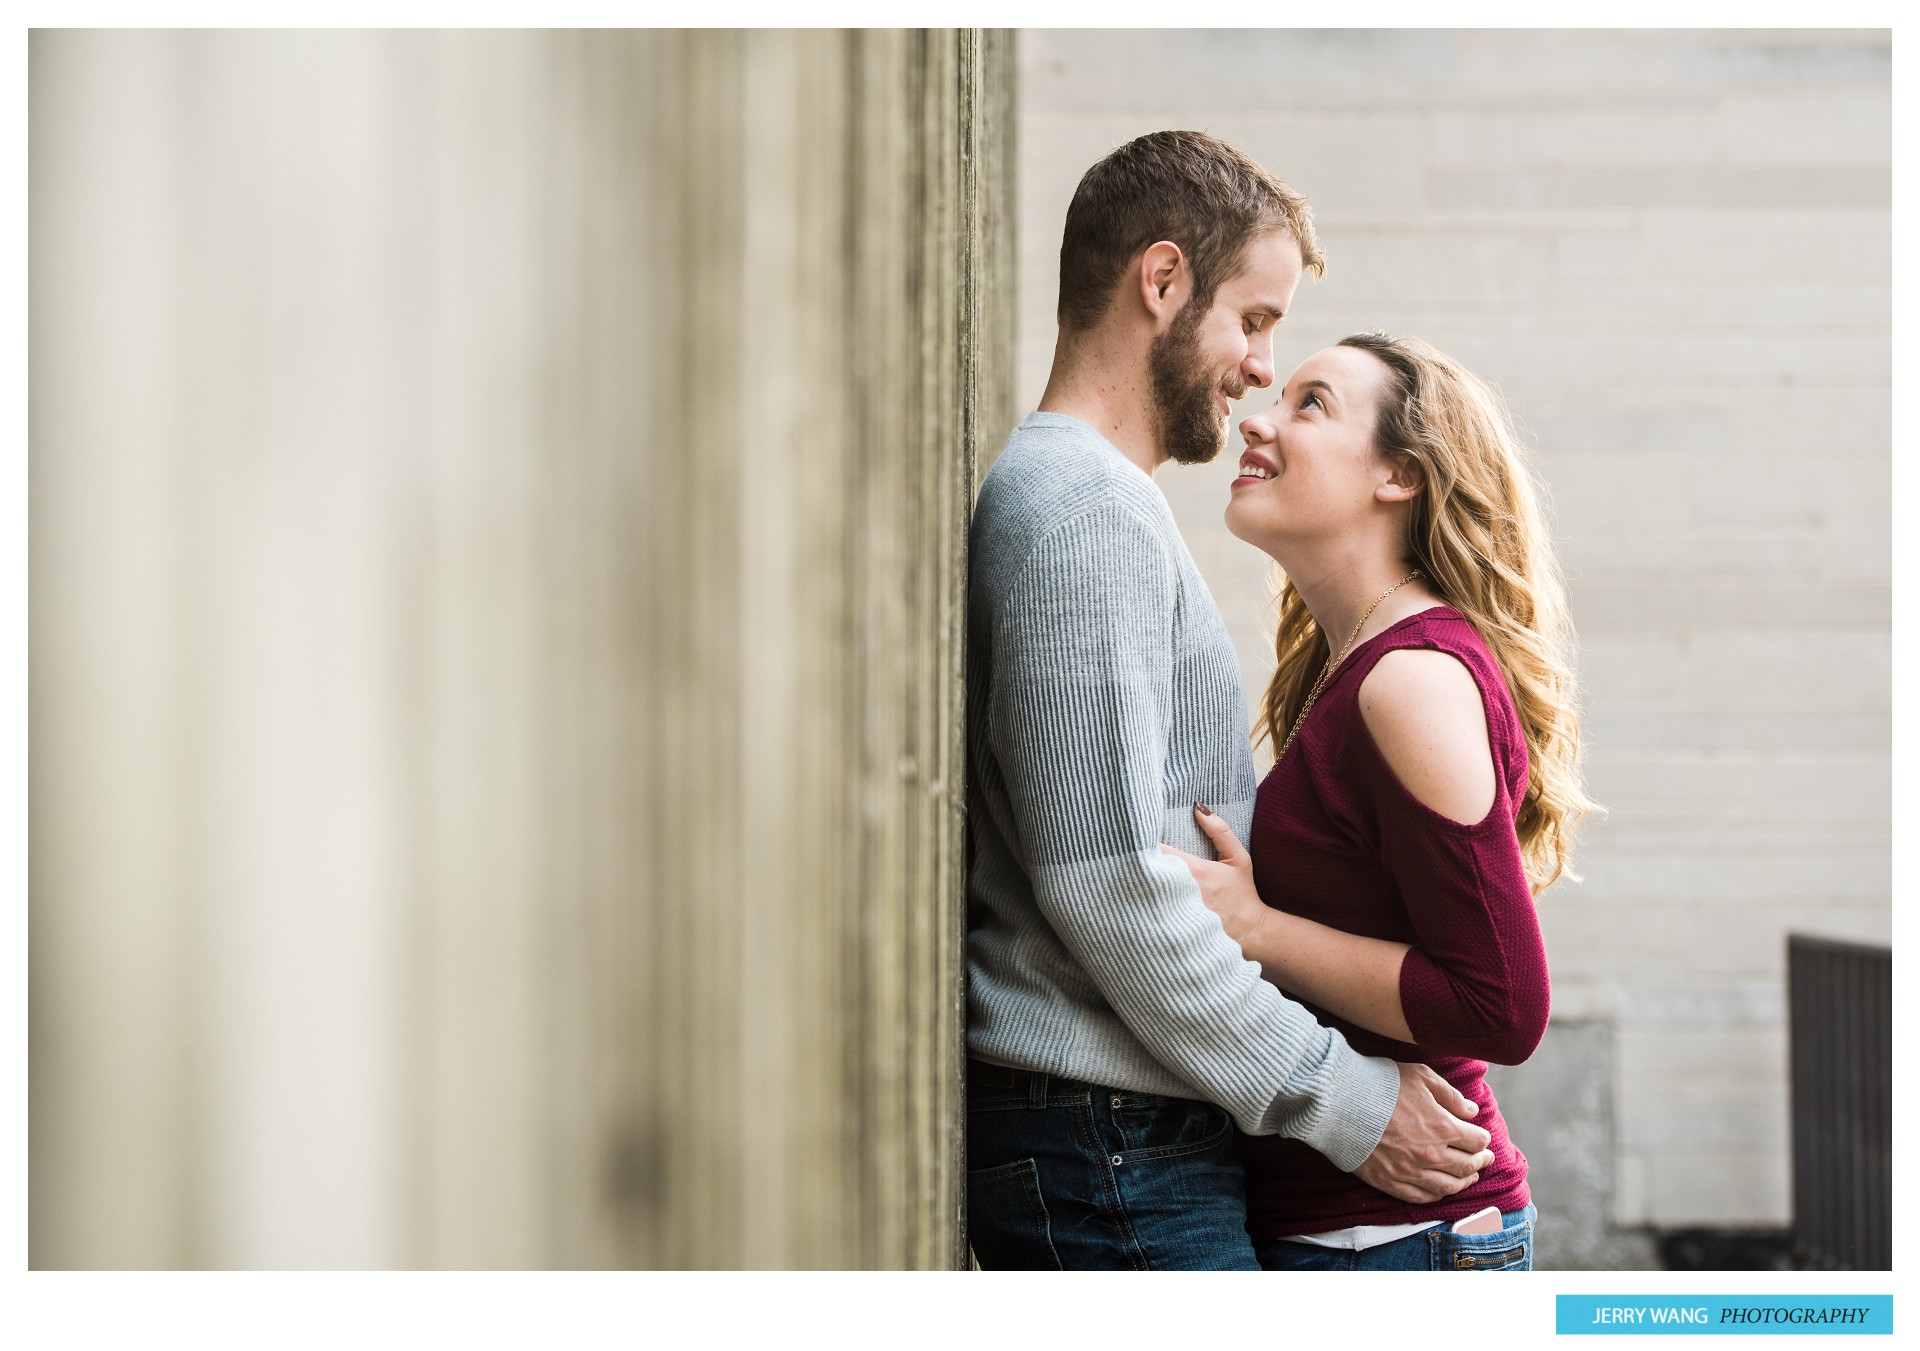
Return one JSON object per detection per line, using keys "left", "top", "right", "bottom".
{"left": 1016, "top": 29, "right": 1889, "bottom": 1252}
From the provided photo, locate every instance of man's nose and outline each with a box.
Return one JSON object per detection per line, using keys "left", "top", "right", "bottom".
{"left": 1242, "top": 338, "right": 1274, "bottom": 389}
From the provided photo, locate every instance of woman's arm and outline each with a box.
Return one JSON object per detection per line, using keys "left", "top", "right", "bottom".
{"left": 1231, "top": 901, "right": 1417, "bottom": 1044}
{"left": 1167, "top": 647, "right": 1544, "bottom": 1059}
{"left": 1357, "top": 648, "right": 1498, "bottom": 828}
{"left": 1172, "top": 809, "right": 1418, "bottom": 1044}
{"left": 1361, "top": 648, "right": 1549, "bottom": 1063}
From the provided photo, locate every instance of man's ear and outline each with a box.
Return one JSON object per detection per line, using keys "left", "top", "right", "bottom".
{"left": 1376, "top": 454, "right": 1427, "bottom": 503}
{"left": 1135, "top": 241, "right": 1188, "bottom": 326}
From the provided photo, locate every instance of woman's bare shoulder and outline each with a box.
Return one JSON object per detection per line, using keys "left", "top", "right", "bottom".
{"left": 1356, "top": 647, "right": 1497, "bottom": 825}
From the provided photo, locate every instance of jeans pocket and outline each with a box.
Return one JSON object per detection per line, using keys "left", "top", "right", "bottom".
{"left": 1107, "top": 1094, "right": 1232, "bottom": 1161}
{"left": 966, "top": 1158, "right": 1063, "bottom": 1270}
{"left": 1431, "top": 1210, "right": 1533, "bottom": 1270}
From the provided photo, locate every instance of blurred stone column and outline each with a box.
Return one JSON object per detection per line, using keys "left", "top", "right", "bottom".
{"left": 30, "top": 28, "right": 1014, "bottom": 1270}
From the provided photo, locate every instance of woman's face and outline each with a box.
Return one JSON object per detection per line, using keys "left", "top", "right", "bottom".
{"left": 1223, "top": 344, "right": 1403, "bottom": 554}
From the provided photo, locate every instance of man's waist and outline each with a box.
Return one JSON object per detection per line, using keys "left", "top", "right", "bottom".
{"left": 966, "top": 1057, "right": 1211, "bottom": 1110}
{"left": 964, "top": 1017, "right": 1209, "bottom": 1103}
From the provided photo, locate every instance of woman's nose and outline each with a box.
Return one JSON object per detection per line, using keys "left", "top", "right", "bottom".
{"left": 1240, "top": 411, "right": 1275, "bottom": 444}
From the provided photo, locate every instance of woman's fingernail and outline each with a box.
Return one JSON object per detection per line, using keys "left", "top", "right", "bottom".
{"left": 1194, "top": 800, "right": 1215, "bottom": 816}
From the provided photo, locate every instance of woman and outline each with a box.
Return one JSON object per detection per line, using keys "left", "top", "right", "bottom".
{"left": 1164, "top": 331, "right": 1594, "bottom": 1271}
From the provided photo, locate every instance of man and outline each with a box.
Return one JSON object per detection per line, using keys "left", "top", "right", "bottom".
{"left": 965, "top": 130, "right": 1494, "bottom": 1270}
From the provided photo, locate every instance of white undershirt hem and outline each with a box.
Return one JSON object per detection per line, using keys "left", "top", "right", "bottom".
{"left": 1277, "top": 1219, "right": 1445, "bottom": 1251}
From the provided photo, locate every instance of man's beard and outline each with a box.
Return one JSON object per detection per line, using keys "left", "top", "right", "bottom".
{"left": 1148, "top": 301, "right": 1241, "bottom": 466}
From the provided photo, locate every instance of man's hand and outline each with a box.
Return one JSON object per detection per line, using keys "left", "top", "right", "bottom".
{"left": 1351, "top": 1062, "right": 1495, "bottom": 1204}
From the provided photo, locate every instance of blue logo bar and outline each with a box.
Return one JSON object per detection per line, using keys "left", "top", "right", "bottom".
{"left": 1557, "top": 1295, "right": 1892, "bottom": 1335}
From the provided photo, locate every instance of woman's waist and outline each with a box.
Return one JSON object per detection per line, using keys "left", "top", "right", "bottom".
{"left": 1242, "top": 1059, "right": 1513, "bottom": 1165}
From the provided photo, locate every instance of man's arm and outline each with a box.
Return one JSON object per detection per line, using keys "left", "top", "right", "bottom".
{"left": 988, "top": 502, "right": 1401, "bottom": 1170}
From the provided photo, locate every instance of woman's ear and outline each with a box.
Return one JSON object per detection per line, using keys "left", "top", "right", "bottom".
{"left": 1376, "top": 454, "right": 1426, "bottom": 503}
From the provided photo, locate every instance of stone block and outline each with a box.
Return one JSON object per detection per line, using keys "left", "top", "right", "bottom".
{"left": 1448, "top": 332, "right": 1884, "bottom": 385}
{"left": 1485, "top": 1021, "right": 1661, "bottom": 1269}
{"left": 1614, "top": 1151, "right": 1654, "bottom": 1226}
{"left": 1432, "top": 104, "right": 1724, "bottom": 166}
{"left": 1638, "top": 210, "right": 1890, "bottom": 282}
{"left": 1688, "top": 630, "right": 1888, "bottom": 708}
{"left": 1430, "top": 165, "right": 1887, "bottom": 211}
{"left": 1721, "top": 389, "right": 1890, "bottom": 456}
{"left": 1304, "top": 226, "right": 1559, "bottom": 306}
{"left": 1616, "top": 905, "right": 1796, "bottom": 972}
{"left": 1459, "top": 30, "right": 1887, "bottom": 98}
{"left": 1579, "top": 707, "right": 1887, "bottom": 753}
{"left": 1644, "top": 1149, "right": 1792, "bottom": 1228}
{"left": 1574, "top": 633, "right": 1689, "bottom": 702}
{"left": 1200, "top": 113, "right": 1429, "bottom": 211}
{"left": 1524, "top": 401, "right": 1732, "bottom": 458}
{"left": 1608, "top": 983, "right": 1788, "bottom": 1027}
{"left": 1548, "top": 281, "right": 1891, "bottom": 331}
{"left": 1815, "top": 512, "right": 1892, "bottom": 578}
{"left": 1616, "top": 1026, "right": 1788, "bottom": 1106}
{"left": 1559, "top": 527, "right": 1823, "bottom": 584}
{"left": 1541, "top": 455, "right": 1692, "bottom": 526}
{"left": 1722, "top": 89, "right": 1891, "bottom": 165}
{"left": 1619, "top": 1105, "right": 1789, "bottom": 1151}
{"left": 1581, "top": 752, "right": 1766, "bottom": 826}
{"left": 1567, "top": 852, "right": 1888, "bottom": 905}
{"left": 1021, "top": 29, "right": 1464, "bottom": 111}
{"left": 1570, "top": 582, "right": 1888, "bottom": 628}
{"left": 1517, "top": 387, "right": 1886, "bottom": 461}
{"left": 1575, "top": 815, "right": 1886, "bottom": 865}
{"left": 1762, "top": 754, "right": 1891, "bottom": 824}
{"left": 1557, "top": 228, "right": 1653, "bottom": 283}
{"left": 1672, "top": 34, "right": 1890, "bottom": 90}
{"left": 1690, "top": 458, "right": 1887, "bottom": 530}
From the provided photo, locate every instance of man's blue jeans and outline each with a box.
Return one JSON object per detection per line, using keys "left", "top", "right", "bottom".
{"left": 964, "top": 1059, "right": 1261, "bottom": 1270}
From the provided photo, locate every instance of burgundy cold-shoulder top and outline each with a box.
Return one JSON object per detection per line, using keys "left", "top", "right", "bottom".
{"left": 1237, "top": 605, "right": 1550, "bottom": 1238}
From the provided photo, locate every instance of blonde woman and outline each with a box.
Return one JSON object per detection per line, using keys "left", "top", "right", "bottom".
{"left": 1164, "top": 332, "right": 1593, "bottom": 1271}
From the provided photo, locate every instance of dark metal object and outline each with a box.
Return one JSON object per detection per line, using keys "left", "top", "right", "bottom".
{"left": 1787, "top": 935, "right": 1891, "bottom": 1270}
{"left": 1657, "top": 1228, "right": 1792, "bottom": 1270}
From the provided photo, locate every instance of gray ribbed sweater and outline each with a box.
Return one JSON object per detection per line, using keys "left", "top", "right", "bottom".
{"left": 964, "top": 412, "right": 1401, "bottom": 1173}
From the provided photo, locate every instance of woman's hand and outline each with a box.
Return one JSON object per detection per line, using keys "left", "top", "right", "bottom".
{"left": 1159, "top": 802, "right": 1275, "bottom": 952}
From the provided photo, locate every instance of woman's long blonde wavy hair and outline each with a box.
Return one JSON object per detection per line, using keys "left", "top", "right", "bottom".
{"left": 1254, "top": 332, "right": 1597, "bottom": 894}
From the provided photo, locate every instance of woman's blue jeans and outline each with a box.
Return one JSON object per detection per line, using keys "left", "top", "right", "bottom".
{"left": 965, "top": 1059, "right": 1262, "bottom": 1270}
{"left": 1253, "top": 1203, "right": 1537, "bottom": 1270}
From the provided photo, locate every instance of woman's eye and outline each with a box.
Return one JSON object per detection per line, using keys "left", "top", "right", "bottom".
{"left": 1299, "top": 392, "right": 1320, "bottom": 411}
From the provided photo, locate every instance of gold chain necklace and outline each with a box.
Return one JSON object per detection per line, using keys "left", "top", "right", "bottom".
{"left": 1275, "top": 569, "right": 1423, "bottom": 764}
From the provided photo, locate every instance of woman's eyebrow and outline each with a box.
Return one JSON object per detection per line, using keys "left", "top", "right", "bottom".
{"left": 1294, "top": 378, "right": 1336, "bottom": 404}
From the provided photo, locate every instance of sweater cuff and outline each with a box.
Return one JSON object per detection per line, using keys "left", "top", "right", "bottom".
{"left": 1265, "top": 1050, "right": 1402, "bottom": 1174}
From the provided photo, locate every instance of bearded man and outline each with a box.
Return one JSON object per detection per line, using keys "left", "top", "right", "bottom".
{"left": 964, "top": 130, "right": 1494, "bottom": 1270}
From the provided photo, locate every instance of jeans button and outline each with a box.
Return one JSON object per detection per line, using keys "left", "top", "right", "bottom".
{"left": 1110, "top": 1155, "right": 1123, "bottom": 1166}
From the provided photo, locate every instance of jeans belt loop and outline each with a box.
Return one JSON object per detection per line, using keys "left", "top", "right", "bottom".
{"left": 1027, "top": 1070, "right": 1048, "bottom": 1111}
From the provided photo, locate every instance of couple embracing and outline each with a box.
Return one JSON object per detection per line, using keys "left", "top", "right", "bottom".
{"left": 964, "top": 131, "right": 1593, "bottom": 1271}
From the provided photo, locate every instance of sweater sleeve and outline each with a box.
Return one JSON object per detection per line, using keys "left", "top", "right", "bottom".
{"left": 1352, "top": 683, "right": 1551, "bottom": 1066}
{"left": 988, "top": 502, "right": 1399, "bottom": 1167}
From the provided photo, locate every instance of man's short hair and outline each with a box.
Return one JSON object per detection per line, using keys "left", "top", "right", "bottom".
{"left": 1056, "top": 130, "right": 1324, "bottom": 334}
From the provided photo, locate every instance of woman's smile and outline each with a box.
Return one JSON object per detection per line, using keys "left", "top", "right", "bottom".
{"left": 1231, "top": 445, "right": 1279, "bottom": 490}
